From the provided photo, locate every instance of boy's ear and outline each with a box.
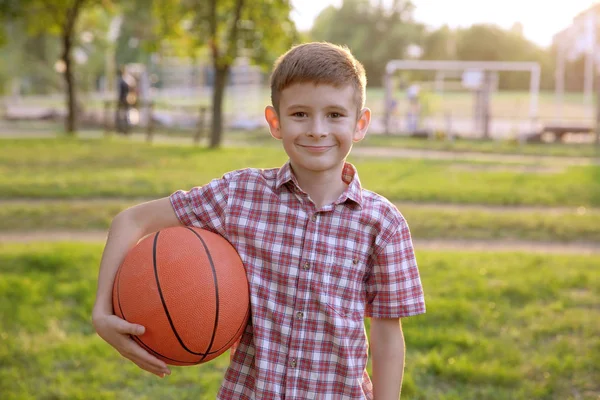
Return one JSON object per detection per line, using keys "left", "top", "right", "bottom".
{"left": 353, "top": 107, "right": 371, "bottom": 142}
{"left": 265, "top": 106, "right": 281, "bottom": 139}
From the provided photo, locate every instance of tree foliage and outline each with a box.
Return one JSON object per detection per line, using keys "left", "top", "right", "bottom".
{"left": 454, "top": 24, "right": 553, "bottom": 90}
{"left": 2, "top": 0, "right": 111, "bottom": 134}
{"left": 182, "top": 0, "right": 297, "bottom": 147}
{"left": 420, "top": 25, "right": 456, "bottom": 61}
{"left": 0, "top": 0, "right": 22, "bottom": 45}
{"left": 310, "top": 3, "right": 555, "bottom": 91}
{"left": 0, "top": 0, "right": 296, "bottom": 144}
{"left": 311, "top": 0, "right": 423, "bottom": 86}
{"left": 116, "top": 0, "right": 297, "bottom": 147}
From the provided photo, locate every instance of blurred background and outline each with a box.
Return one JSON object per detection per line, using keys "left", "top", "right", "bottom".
{"left": 2, "top": 0, "right": 600, "bottom": 146}
{"left": 0, "top": 1, "right": 599, "bottom": 399}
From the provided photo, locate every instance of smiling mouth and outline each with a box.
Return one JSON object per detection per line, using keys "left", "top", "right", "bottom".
{"left": 298, "top": 144, "right": 335, "bottom": 152}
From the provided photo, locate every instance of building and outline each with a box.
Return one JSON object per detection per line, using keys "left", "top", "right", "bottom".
{"left": 552, "top": 2, "right": 600, "bottom": 122}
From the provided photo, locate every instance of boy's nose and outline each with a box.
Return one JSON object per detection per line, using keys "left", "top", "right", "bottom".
{"left": 307, "top": 118, "right": 328, "bottom": 137}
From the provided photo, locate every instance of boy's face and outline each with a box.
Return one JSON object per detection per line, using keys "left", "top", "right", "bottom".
{"left": 265, "top": 83, "right": 370, "bottom": 178}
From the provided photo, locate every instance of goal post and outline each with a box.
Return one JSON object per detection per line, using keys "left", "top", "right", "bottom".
{"left": 383, "top": 60, "right": 541, "bottom": 138}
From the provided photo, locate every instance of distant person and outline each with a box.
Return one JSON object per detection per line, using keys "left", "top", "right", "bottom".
{"left": 115, "top": 66, "right": 131, "bottom": 134}
{"left": 406, "top": 83, "right": 421, "bottom": 133}
{"left": 93, "top": 42, "right": 426, "bottom": 399}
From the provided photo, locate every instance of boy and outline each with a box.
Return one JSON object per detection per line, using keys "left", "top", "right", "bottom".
{"left": 93, "top": 42, "right": 426, "bottom": 399}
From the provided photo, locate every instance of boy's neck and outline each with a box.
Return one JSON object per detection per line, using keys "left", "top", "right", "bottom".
{"left": 290, "top": 163, "right": 348, "bottom": 210}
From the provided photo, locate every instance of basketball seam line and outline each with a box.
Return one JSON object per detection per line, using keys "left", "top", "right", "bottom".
{"left": 186, "top": 227, "right": 220, "bottom": 361}
{"left": 115, "top": 259, "right": 200, "bottom": 363}
{"left": 153, "top": 230, "right": 210, "bottom": 357}
{"left": 132, "top": 335, "right": 201, "bottom": 365}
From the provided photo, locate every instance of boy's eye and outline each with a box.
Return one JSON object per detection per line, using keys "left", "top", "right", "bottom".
{"left": 329, "top": 112, "right": 342, "bottom": 118}
{"left": 292, "top": 112, "right": 307, "bottom": 117}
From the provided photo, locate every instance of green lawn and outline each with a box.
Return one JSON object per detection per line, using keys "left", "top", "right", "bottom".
{"left": 1, "top": 135, "right": 599, "bottom": 399}
{"left": 2, "top": 201, "right": 600, "bottom": 244}
{"left": 218, "top": 129, "right": 600, "bottom": 158}
{"left": 2, "top": 138, "right": 600, "bottom": 207}
{"left": 359, "top": 135, "right": 600, "bottom": 158}
{"left": 0, "top": 243, "right": 597, "bottom": 399}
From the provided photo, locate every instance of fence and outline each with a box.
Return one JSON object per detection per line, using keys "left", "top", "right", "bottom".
{"left": 103, "top": 100, "right": 208, "bottom": 144}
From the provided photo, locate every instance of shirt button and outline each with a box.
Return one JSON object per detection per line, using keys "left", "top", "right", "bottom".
{"left": 290, "top": 358, "right": 297, "bottom": 368}
{"left": 311, "top": 214, "right": 317, "bottom": 222}
{"left": 303, "top": 262, "right": 310, "bottom": 270}
{"left": 296, "top": 311, "right": 304, "bottom": 320}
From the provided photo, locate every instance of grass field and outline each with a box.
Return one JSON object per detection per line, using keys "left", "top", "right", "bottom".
{"left": 2, "top": 201, "right": 600, "bottom": 244}
{"left": 359, "top": 135, "right": 600, "bottom": 158}
{"left": 1, "top": 135, "right": 599, "bottom": 399}
{"left": 0, "top": 243, "right": 598, "bottom": 399}
{"left": 2, "top": 138, "right": 600, "bottom": 207}
{"left": 4, "top": 116, "right": 599, "bottom": 158}
{"left": 219, "top": 130, "right": 600, "bottom": 158}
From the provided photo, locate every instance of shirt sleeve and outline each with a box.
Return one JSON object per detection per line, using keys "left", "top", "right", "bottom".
{"left": 365, "top": 216, "right": 426, "bottom": 319}
{"left": 169, "top": 174, "right": 231, "bottom": 237}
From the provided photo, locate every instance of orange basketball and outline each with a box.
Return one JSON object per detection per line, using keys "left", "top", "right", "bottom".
{"left": 112, "top": 226, "right": 250, "bottom": 366}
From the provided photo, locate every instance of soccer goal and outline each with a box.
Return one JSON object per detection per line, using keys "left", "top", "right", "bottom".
{"left": 383, "top": 60, "right": 541, "bottom": 140}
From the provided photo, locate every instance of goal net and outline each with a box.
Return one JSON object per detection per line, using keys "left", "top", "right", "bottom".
{"left": 383, "top": 60, "right": 541, "bottom": 141}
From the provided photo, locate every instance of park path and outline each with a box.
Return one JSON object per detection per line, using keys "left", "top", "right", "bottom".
{"left": 353, "top": 146, "right": 600, "bottom": 166}
{"left": 1, "top": 197, "right": 597, "bottom": 215}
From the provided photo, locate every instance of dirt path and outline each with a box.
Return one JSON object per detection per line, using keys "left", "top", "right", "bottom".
{"left": 352, "top": 146, "right": 600, "bottom": 166}
{"left": 1, "top": 230, "right": 598, "bottom": 254}
{"left": 1, "top": 197, "right": 597, "bottom": 215}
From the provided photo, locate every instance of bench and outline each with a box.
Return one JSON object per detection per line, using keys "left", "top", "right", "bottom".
{"left": 540, "top": 125, "right": 593, "bottom": 141}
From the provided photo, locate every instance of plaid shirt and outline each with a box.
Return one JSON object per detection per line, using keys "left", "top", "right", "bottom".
{"left": 170, "top": 162, "right": 425, "bottom": 399}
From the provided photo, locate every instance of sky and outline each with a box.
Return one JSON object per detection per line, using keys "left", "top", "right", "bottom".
{"left": 290, "top": 0, "right": 598, "bottom": 48}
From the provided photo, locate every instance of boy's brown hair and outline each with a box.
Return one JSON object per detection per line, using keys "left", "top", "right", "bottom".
{"left": 270, "top": 42, "right": 367, "bottom": 115}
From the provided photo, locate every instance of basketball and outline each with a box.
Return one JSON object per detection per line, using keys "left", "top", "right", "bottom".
{"left": 112, "top": 226, "right": 250, "bottom": 366}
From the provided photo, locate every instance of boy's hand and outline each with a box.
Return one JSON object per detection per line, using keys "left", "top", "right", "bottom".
{"left": 93, "top": 313, "right": 171, "bottom": 378}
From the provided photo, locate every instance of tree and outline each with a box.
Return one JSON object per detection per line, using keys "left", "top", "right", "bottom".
{"left": 311, "top": 0, "right": 424, "bottom": 86}
{"left": 4, "top": 0, "right": 109, "bottom": 135}
{"left": 421, "top": 25, "right": 456, "bottom": 61}
{"left": 0, "top": 0, "right": 21, "bottom": 46}
{"left": 137, "top": 0, "right": 295, "bottom": 148}
{"left": 186, "top": 0, "right": 296, "bottom": 148}
{"left": 455, "top": 24, "right": 553, "bottom": 90}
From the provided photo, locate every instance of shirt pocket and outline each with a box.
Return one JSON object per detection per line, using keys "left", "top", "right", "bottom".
{"left": 321, "top": 252, "right": 366, "bottom": 321}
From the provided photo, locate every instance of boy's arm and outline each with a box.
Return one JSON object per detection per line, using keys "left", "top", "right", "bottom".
{"left": 92, "top": 197, "right": 182, "bottom": 377}
{"left": 370, "top": 318, "right": 405, "bottom": 399}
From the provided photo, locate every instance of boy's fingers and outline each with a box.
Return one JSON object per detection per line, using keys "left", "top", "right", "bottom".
{"left": 132, "top": 358, "right": 171, "bottom": 377}
{"left": 112, "top": 316, "right": 145, "bottom": 336}
{"left": 122, "top": 340, "right": 170, "bottom": 373}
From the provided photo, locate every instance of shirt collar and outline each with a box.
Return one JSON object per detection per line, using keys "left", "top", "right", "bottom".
{"left": 275, "top": 161, "right": 363, "bottom": 208}
{"left": 340, "top": 162, "right": 363, "bottom": 207}
{"left": 275, "top": 160, "right": 296, "bottom": 190}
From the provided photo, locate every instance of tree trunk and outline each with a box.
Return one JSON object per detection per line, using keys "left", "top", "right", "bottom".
{"left": 210, "top": 65, "right": 229, "bottom": 149}
{"left": 596, "top": 73, "right": 600, "bottom": 148}
{"left": 62, "top": 32, "right": 76, "bottom": 135}
{"left": 60, "top": 0, "right": 85, "bottom": 136}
